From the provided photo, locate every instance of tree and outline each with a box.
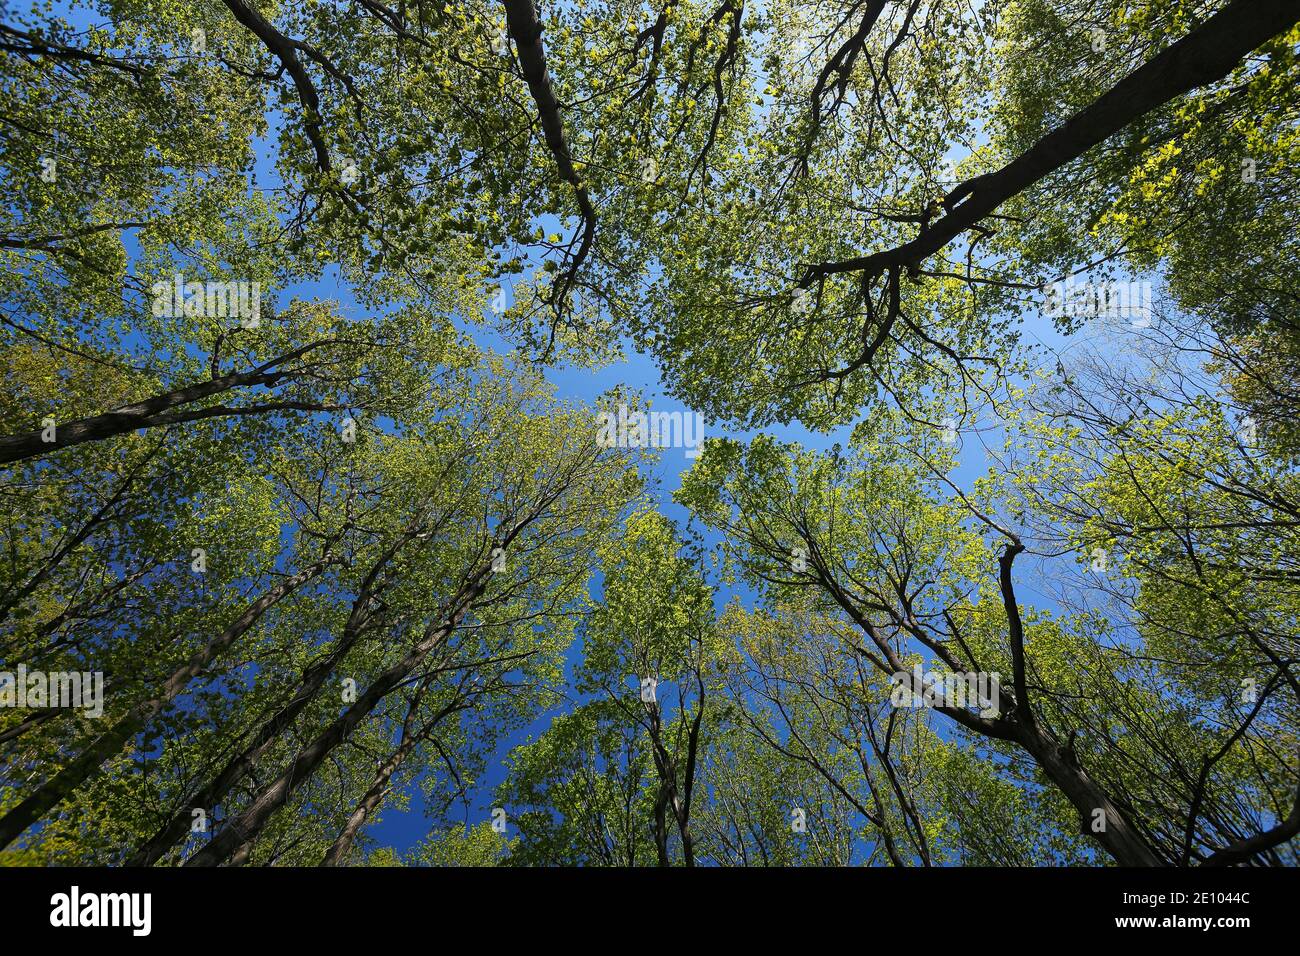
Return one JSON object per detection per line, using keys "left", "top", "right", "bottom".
{"left": 498, "top": 510, "right": 719, "bottom": 865}
{"left": 676, "top": 411, "right": 1298, "bottom": 865}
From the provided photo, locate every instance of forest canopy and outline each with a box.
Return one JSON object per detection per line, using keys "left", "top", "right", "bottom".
{"left": 0, "top": 0, "right": 1297, "bottom": 868}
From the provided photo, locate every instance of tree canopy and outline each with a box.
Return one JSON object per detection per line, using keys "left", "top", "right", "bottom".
{"left": 0, "top": 0, "right": 1297, "bottom": 867}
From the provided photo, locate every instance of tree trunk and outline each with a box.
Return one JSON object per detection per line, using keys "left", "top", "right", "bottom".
{"left": 126, "top": 526, "right": 425, "bottom": 865}
{"left": 183, "top": 570, "right": 490, "bottom": 866}
{"left": 806, "top": 0, "right": 1300, "bottom": 282}
{"left": 1015, "top": 723, "right": 1165, "bottom": 867}
{"left": 0, "top": 561, "right": 330, "bottom": 850}
{"left": 319, "top": 740, "right": 413, "bottom": 866}
{"left": 125, "top": 583, "right": 377, "bottom": 866}
{"left": 0, "top": 342, "right": 333, "bottom": 465}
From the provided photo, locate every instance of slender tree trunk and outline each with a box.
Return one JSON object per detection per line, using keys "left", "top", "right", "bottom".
{"left": 652, "top": 784, "right": 671, "bottom": 867}
{"left": 183, "top": 570, "right": 490, "bottom": 866}
{"left": 0, "top": 709, "right": 60, "bottom": 745}
{"left": 125, "top": 586, "right": 377, "bottom": 866}
{"left": 0, "top": 446, "right": 162, "bottom": 627}
{"left": 0, "top": 561, "right": 331, "bottom": 850}
{"left": 320, "top": 738, "right": 414, "bottom": 866}
{"left": 320, "top": 685, "right": 467, "bottom": 867}
{"left": 126, "top": 524, "right": 430, "bottom": 866}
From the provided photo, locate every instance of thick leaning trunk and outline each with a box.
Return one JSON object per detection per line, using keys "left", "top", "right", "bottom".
{"left": 0, "top": 342, "right": 333, "bottom": 465}
{"left": 1015, "top": 723, "right": 1165, "bottom": 867}
{"left": 183, "top": 570, "right": 491, "bottom": 867}
{"left": 805, "top": 0, "right": 1300, "bottom": 282}
{"left": 0, "top": 562, "right": 329, "bottom": 850}
{"left": 228, "top": 840, "right": 254, "bottom": 867}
